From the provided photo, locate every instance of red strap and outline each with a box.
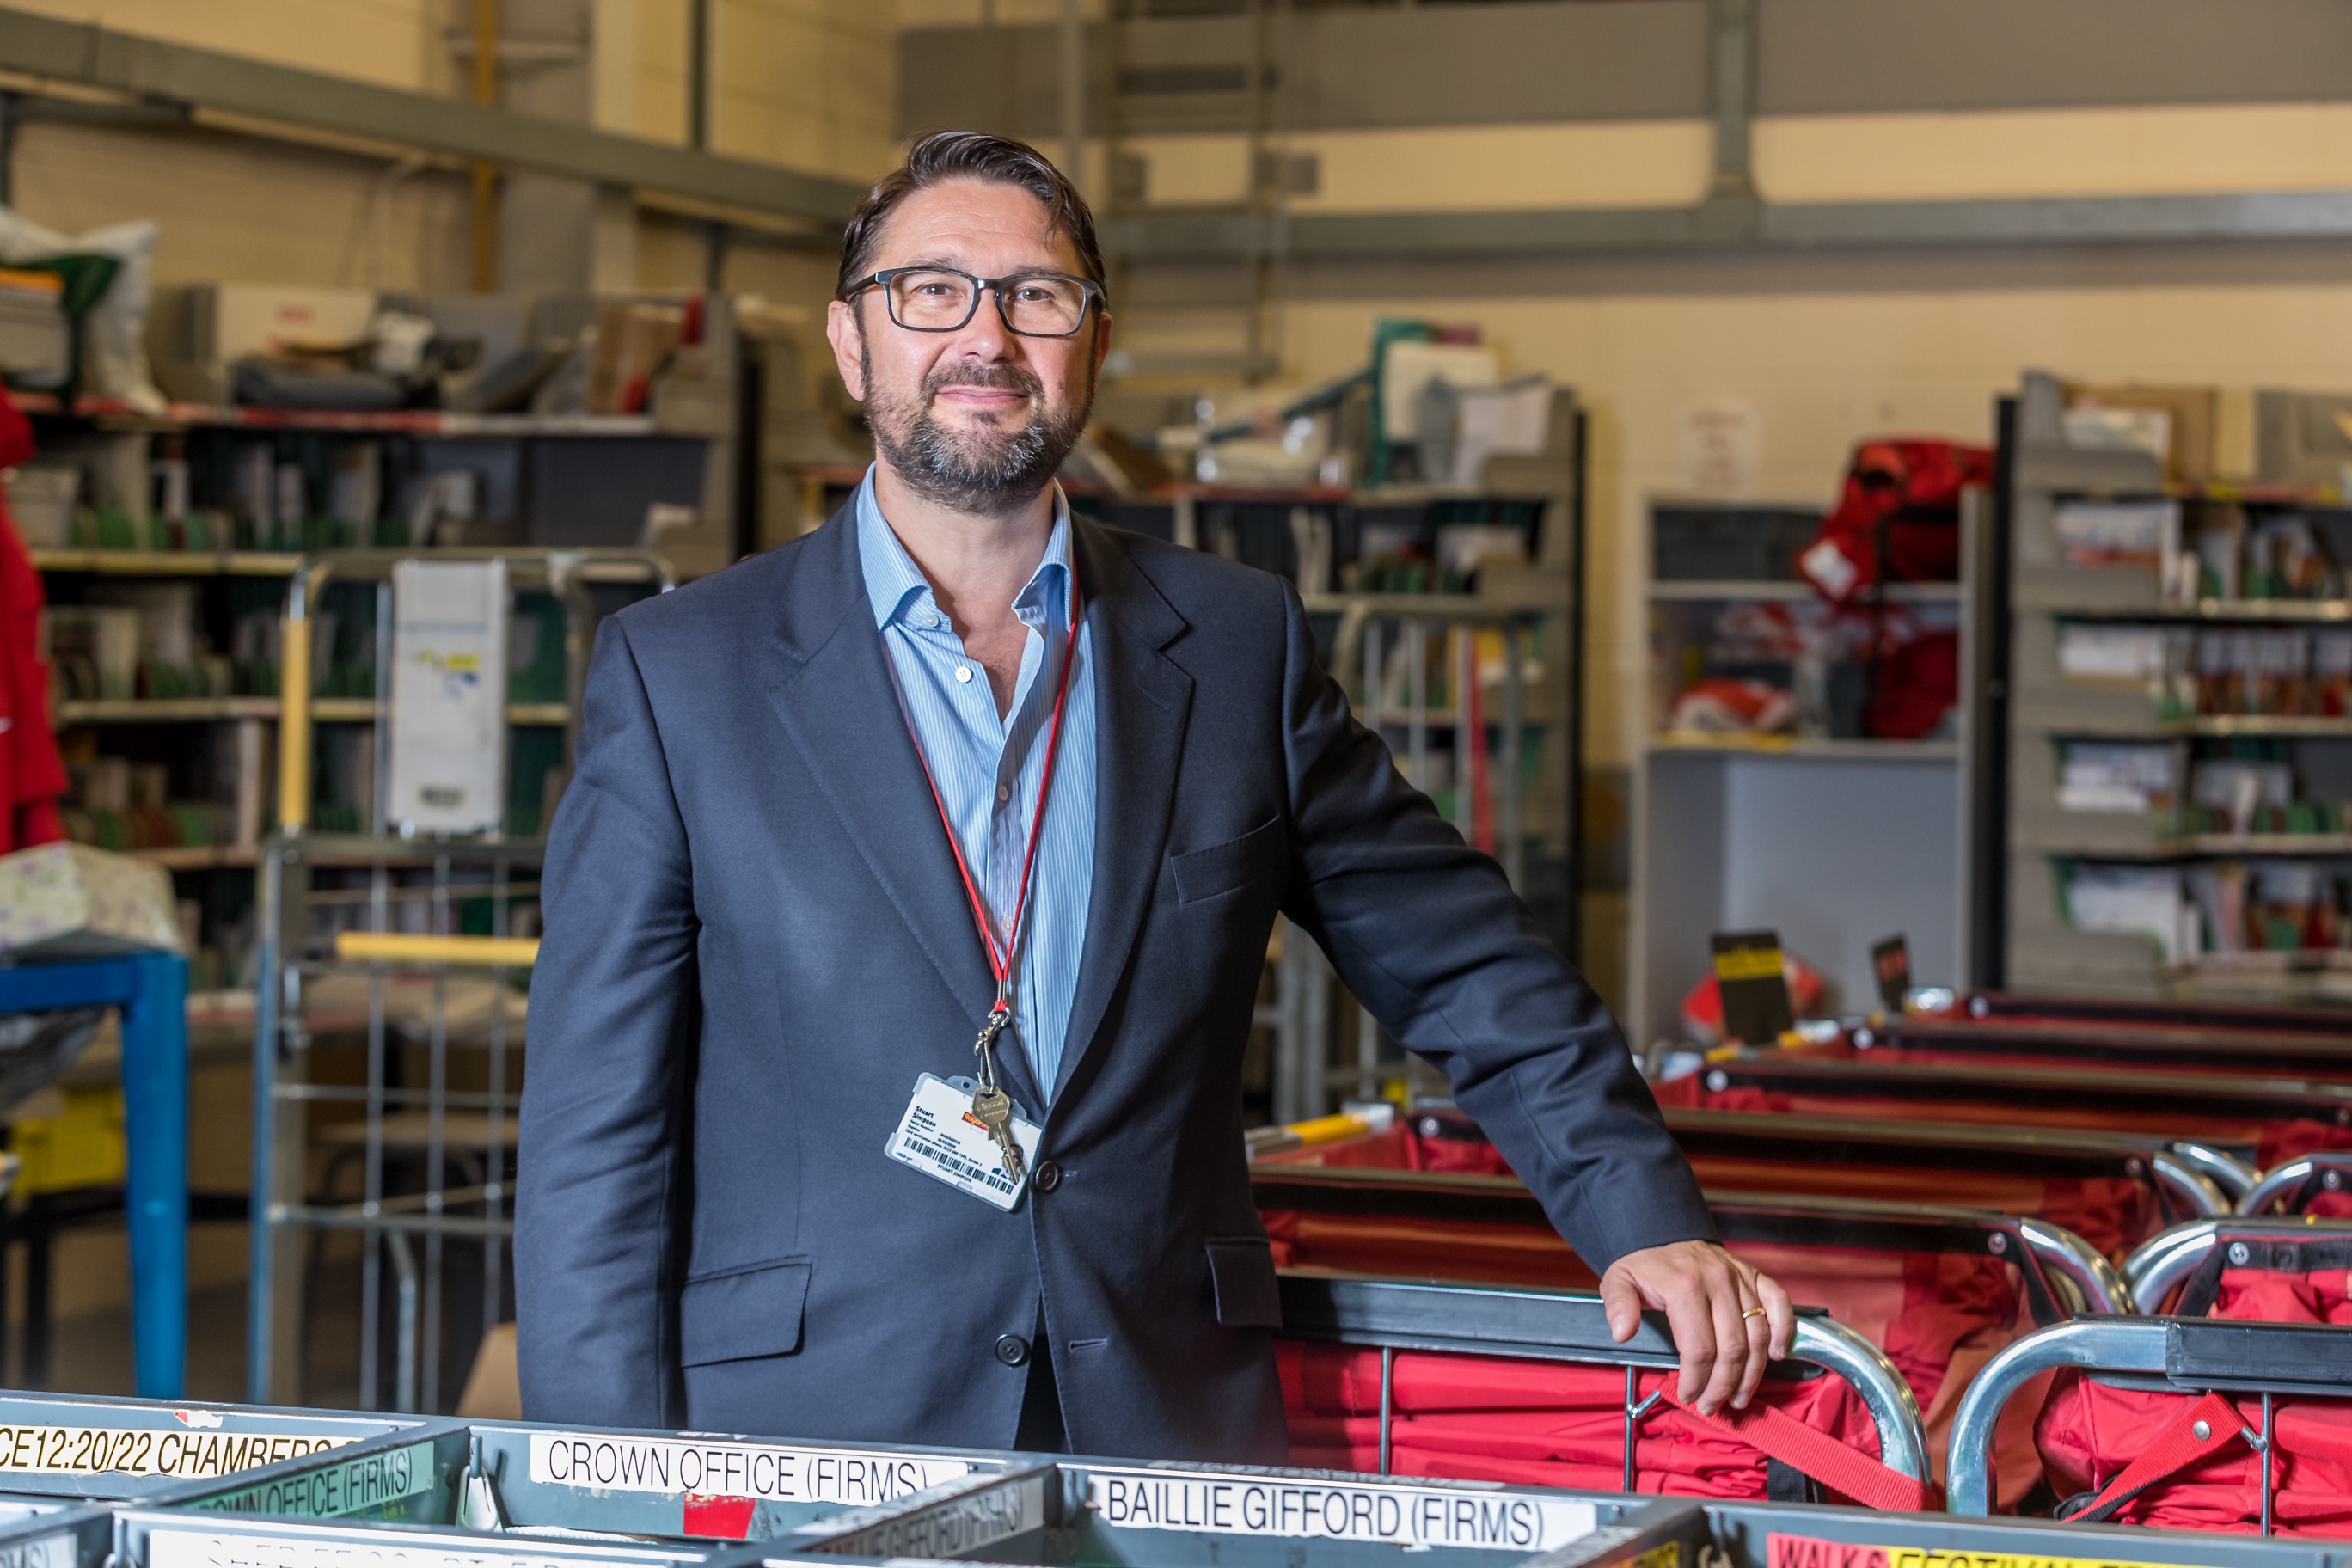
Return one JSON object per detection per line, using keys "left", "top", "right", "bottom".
{"left": 904, "top": 572, "right": 1082, "bottom": 1008}
{"left": 2061, "top": 1390, "right": 2251, "bottom": 1526}
{"left": 1659, "top": 1387, "right": 1935, "bottom": 1513}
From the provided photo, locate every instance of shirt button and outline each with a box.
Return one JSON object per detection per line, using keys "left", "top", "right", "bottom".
{"left": 955, "top": 665, "right": 974, "bottom": 683}
{"left": 1033, "top": 1160, "right": 1063, "bottom": 1193}
{"left": 996, "top": 783, "right": 1011, "bottom": 805}
{"left": 994, "top": 1333, "right": 1031, "bottom": 1367}
{"left": 920, "top": 612, "right": 940, "bottom": 629}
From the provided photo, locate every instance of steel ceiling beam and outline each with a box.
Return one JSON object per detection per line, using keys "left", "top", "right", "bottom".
{"left": 0, "top": 6, "right": 867, "bottom": 226}
{"left": 1101, "top": 187, "right": 2352, "bottom": 263}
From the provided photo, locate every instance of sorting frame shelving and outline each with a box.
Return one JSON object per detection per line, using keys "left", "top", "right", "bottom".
{"left": 1993, "top": 369, "right": 2352, "bottom": 1005}
{"left": 1630, "top": 496, "right": 1976, "bottom": 1047}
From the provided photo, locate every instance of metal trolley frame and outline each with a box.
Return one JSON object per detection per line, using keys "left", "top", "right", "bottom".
{"left": 248, "top": 548, "right": 672, "bottom": 1410}
{"left": 1253, "top": 1162, "right": 2128, "bottom": 1318}
{"left": 1945, "top": 1314, "right": 2352, "bottom": 1529}
{"left": 1273, "top": 1272, "right": 1930, "bottom": 1492}
{"left": 1270, "top": 591, "right": 1559, "bottom": 1125}
{"left": 2123, "top": 1215, "right": 2352, "bottom": 1314}
{"left": 1657, "top": 1108, "right": 2241, "bottom": 1222}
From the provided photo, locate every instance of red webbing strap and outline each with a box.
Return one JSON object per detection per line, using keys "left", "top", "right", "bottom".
{"left": 2060, "top": 1390, "right": 2250, "bottom": 1526}
{"left": 1657, "top": 1387, "right": 1934, "bottom": 1512}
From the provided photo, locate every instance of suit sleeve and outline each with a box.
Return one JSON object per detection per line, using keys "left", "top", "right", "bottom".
{"left": 516, "top": 617, "right": 698, "bottom": 1427}
{"left": 1273, "top": 584, "right": 1716, "bottom": 1269}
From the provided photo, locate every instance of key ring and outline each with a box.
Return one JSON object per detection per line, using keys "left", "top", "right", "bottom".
{"left": 973, "top": 1004, "right": 1011, "bottom": 1092}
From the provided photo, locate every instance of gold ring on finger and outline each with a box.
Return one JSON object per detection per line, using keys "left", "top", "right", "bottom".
{"left": 1741, "top": 1307, "right": 1767, "bottom": 1320}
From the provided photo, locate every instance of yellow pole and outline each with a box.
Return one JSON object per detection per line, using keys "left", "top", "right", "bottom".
{"left": 276, "top": 614, "right": 312, "bottom": 834}
{"left": 469, "top": 0, "right": 500, "bottom": 293}
{"left": 336, "top": 933, "right": 542, "bottom": 967}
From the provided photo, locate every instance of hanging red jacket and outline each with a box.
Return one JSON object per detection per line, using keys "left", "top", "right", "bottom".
{"left": 0, "top": 396, "right": 66, "bottom": 852}
{"left": 1798, "top": 438, "right": 1993, "bottom": 603}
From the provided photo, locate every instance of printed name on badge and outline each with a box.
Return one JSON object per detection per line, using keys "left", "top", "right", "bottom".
{"left": 1082, "top": 1468, "right": 1597, "bottom": 1552}
{"left": 885, "top": 1073, "right": 1040, "bottom": 1211}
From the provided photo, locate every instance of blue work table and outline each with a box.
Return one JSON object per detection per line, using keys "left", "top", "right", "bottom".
{"left": 0, "top": 952, "right": 188, "bottom": 1398}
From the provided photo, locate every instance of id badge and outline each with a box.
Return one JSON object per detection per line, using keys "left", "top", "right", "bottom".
{"left": 885, "top": 1072, "right": 1042, "bottom": 1211}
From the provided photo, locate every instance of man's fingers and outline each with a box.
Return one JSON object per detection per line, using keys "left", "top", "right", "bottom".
{"left": 1699, "top": 1266, "right": 1749, "bottom": 1417}
{"left": 1659, "top": 1277, "right": 1718, "bottom": 1407}
{"left": 1730, "top": 1268, "right": 1772, "bottom": 1411}
{"left": 1598, "top": 1265, "right": 1642, "bottom": 1344}
{"left": 1759, "top": 1271, "right": 1797, "bottom": 1360}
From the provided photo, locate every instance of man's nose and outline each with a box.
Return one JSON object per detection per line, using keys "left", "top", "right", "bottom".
{"left": 944, "top": 288, "right": 1014, "bottom": 358}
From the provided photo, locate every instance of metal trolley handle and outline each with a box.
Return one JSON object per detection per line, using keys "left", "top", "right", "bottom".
{"left": 1275, "top": 1272, "right": 1930, "bottom": 1490}
{"left": 2122, "top": 1217, "right": 2352, "bottom": 1314}
{"left": 1947, "top": 1314, "right": 2352, "bottom": 1521}
{"left": 2239, "top": 1150, "right": 2352, "bottom": 1216}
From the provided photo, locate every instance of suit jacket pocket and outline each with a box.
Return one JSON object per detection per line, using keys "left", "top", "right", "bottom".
{"left": 1172, "top": 817, "right": 1285, "bottom": 904}
{"left": 680, "top": 1255, "right": 812, "bottom": 1366}
{"left": 1205, "top": 1236, "right": 1283, "bottom": 1327}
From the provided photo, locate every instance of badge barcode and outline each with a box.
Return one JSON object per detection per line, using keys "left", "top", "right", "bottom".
{"left": 916, "top": 1138, "right": 1014, "bottom": 1192}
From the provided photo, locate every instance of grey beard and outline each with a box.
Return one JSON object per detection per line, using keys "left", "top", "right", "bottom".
{"left": 862, "top": 344, "right": 1092, "bottom": 514}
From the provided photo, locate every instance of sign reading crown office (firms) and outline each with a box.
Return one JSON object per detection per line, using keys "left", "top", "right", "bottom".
{"left": 525, "top": 1431, "right": 972, "bottom": 1506}
{"left": 181, "top": 1439, "right": 437, "bottom": 1519}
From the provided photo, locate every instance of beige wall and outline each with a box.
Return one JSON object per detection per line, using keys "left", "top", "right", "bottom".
{"left": 1273, "top": 277, "right": 2352, "bottom": 778}
{"left": 0, "top": 0, "right": 897, "bottom": 297}
{"left": 1106, "top": 101, "right": 2352, "bottom": 781}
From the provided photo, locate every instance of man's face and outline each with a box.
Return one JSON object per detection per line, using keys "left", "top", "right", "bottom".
{"left": 826, "top": 177, "right": 1112, "bottom": 514}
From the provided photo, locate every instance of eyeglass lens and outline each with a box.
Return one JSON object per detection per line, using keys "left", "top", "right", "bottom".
{"left": 887, "top": 271, "right": 1089, "bottom": 335}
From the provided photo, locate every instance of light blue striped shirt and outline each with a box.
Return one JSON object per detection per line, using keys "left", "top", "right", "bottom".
{"left": 857, "top": 471, "right": 1098, "bottom": 1105}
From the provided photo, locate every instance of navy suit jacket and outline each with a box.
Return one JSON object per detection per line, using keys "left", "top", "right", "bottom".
{"left": 513, "top": 506, "right": 1713, "bottom": 1460}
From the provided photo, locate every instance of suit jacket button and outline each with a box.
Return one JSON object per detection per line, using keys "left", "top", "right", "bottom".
{"left": 1033, "top": 1160, "right": 1062, "bottom": 1193}
{"left": 995, "top": 1333, "right": 1031, "bottom": 1367}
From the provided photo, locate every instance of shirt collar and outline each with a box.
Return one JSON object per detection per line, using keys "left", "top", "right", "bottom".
{"left": 855, "top": 465, "right": 1076, "bottom": 633}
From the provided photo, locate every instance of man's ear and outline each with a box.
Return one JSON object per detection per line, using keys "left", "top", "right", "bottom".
{"left": 825, "top": 297, "right": 867, "bottom": 402}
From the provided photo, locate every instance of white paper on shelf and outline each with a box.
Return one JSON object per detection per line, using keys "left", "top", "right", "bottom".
{"left": 1450, "top": 377, "right": 1551, "bottom": 485}
{"left": 387, "top": 559, "right": 508, "bottom": 836}
{"left": 2066, "top": 864, "right": 2193, "bottom": 964}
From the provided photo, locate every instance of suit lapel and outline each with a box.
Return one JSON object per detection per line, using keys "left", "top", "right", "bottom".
{"left": 1054, "top": 520, "right": 1193, "bottom": 1104}
{"left": 765, "top": 509, "right": 1048, "bottom": 1114}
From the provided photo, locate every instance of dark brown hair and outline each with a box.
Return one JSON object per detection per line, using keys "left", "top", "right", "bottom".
{"left": 836, "top": 131, "right": 1108, "bottom": 303}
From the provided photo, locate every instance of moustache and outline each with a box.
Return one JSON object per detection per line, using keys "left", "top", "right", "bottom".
{"left": 925, "top": 364, "right": 1043, "bottom": 401}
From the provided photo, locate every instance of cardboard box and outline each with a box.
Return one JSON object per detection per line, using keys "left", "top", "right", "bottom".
{"left": 0, "top": 842, "right": 182, "bottom": 959}
{"left": 2064, "top": 382, "right": 2216, "bottom": 487}
{"left": 586, "top": 300, "right": 684, "bottom": 415}
{"left": 150, "top": 283, "right": 377, "bottom": 404}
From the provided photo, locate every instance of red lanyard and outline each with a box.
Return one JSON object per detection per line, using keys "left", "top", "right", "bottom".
{"left": 905, "top": 573, "right": 1082, "bottom": 1017}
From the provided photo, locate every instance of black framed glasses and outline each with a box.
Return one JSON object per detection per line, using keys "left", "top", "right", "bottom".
{"left": 842, "top": 267, "right": 1106, "bottom": 338}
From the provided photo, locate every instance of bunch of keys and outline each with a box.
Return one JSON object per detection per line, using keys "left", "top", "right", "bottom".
{"left": 971, "top": 1005, "right": 1026, "bottom": 1181}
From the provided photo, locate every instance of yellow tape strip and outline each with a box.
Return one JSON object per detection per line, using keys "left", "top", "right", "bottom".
{"left": 1768, "top": 1534, "right": 2191, "bottom": 1568}
{"left": 1283, "top": 1112, "right": 1379, "bottom": 1148}
{"left": 1713, "top": 946, "right": 1785, "bottom": 983}
{"left": 334, "top": 933, "right": 540, "bottom": 967}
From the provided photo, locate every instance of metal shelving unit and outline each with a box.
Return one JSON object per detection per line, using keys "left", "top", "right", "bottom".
{"left": 1631, "top": 497, "right": 1975, "bottom": 1047}
{"left": 248, "top": 548, "right": 671, "bottom": 1412}
{"left": 1993, "top": 369, "right": 2352, "bottom": 1006}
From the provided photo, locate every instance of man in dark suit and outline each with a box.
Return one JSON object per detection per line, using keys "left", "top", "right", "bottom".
{"left": 516, "top": 130, "right": 1791, "bottom": 1460}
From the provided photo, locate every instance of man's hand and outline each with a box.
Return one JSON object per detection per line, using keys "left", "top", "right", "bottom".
{"left": 1598, "top": 1240, "right": 1794, "bottom": 1417}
